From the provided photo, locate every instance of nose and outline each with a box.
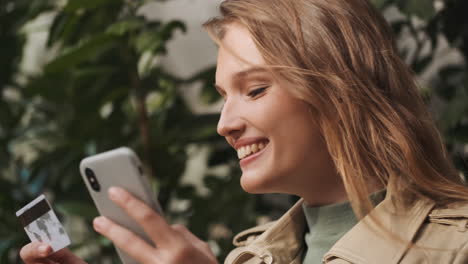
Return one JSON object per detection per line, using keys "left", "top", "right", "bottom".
{"left": 217, "top": 98, "right": 245, "bottom": 140}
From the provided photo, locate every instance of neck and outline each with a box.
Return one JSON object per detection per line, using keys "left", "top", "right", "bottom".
{"left": 301, "top": 180, "right": 348, "bottom": 207}
{"left": 300, "top": 175, "right": 384, "bottom": 207}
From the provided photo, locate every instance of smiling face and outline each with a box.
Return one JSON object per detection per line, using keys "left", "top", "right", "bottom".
{"left": 215, "top": 24, "right": 345, "bottom": 204}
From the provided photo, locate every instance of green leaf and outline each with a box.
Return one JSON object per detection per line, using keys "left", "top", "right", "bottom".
{"left": 186, "top": 66, "right": 219, "bottom": 104}
{"left": 200, "top": 86, "right": 221, "bottom": 104}
{"left": 439, "top": 94, "right": 468, "bottom": 131}
{"left": 133, "top": 30, "right": 163, "bottom": 54}
{"left": 159, "top": 20, "right": 187, "bottom": 41}
{"left": 397, "top": 0, "right": 435, "bottom": 20}
{"left": 73, "top": 66, "right": 117, "bottom": 78}
{"left": 48, "top": 13, "right": 69, "bottom": 46}
{"left": 64, "top": 0, "right": 119, "bottom": 12}
{"left": 370, "top": 0, "right": 394, "bottom": 9}
{"left": 26, "top": 0, "right": 55, "bottom": 20}
{"left": 56, "top": 201, "right": 98, "bottom": 220}
{"left": 132, "top": 20, "right": 187, "bottom": 54}
{"left": 208, "top": 146, "right": 235, "bottom": 167}
{"left": 45, "top": 34, "right": 117, "bottom": 73}
{"left": 412, "top": 55, "right": 433, "bottom": 73}
{"left": 107, "top": 18, "right": 145, "bottom": 36}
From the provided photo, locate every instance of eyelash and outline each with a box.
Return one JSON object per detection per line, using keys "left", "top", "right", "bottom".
{"left": 219, "top": 86, "right": 267, "bottom": 111}
{"left": 247, "top": 86, "right": 268, "bottom": 98}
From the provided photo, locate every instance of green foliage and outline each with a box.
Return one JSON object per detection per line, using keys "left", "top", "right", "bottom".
{"left": 1, "top": 0, "right": 468, "bottom": 263}
{"left": 0, "top": 0, "right": 258, "bottom": 263}
{"left": 376, "top": 0, "right": 468, "bottom": 174}
{"left": 397, "top": 0, "right": 435, "bottom": 19}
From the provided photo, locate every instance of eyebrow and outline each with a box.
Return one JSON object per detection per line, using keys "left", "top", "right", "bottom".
{"left": 215, "top": 67, "right": 270, "bottom": 94}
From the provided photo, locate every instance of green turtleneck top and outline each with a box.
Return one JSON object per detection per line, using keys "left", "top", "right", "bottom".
{"left": 301, "top": 191, "right": 385, "bottom": 264}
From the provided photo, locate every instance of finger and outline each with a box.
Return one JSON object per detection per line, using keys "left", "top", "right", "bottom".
{"left": 93, "top": 216, "right": 160, "bottom": 264}
{"left": 19, "top": 243, "right": 59, "bottom": 264}
{"left": 108, "top": 186, "right": 172, "bottom": 243}
{"left": 171, "top": 225, "right": 217, "bottom": 262}
{"left": 20, "top": 242, "right": 52, "bottom": 262}
{"left": 48, "top": 247, "right": 87, "bottom": 264}
{"left": 171, "top": 224, "right": 202, "bottom": 245}
{"left": 32, "top": 260, "right": 58, "bottom": 264}
{"left": 38, "top": 259, "right": 59, "bottom": 264}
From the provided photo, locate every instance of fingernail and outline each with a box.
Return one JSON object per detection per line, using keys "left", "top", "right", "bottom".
{"left": 38, "top": 245, "right": 49, "bottom": 255}
{"left": 93, "top": 216, "right": 106, "bottom": 231}
{"left": 108, "top": 186, "right": 123, "bottom": 201}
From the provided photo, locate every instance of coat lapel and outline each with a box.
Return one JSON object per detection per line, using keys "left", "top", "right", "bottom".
{"left": 226, "top": 188, "right": 436, "bottom": 264}
{"left": 324, "top": 195, "right": 435, "bottom": 264}
{"left": 225, "top": 199, "right": 306, "bottom": 264}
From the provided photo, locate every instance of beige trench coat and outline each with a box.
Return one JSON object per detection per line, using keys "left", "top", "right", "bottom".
{"left": 224, "top": 192, "right": 468, "bottom": 264}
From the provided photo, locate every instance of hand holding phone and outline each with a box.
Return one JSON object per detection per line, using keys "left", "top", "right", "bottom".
{"left": 80, "top": 147, "right": 218, "bottom": 264}
{"left": 80, "top": 147, "right": 163, "bottom": 264}
{"left": 92, "top": 186, "right": 218, "bottom": 264}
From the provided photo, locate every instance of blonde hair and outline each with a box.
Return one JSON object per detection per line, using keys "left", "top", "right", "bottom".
{"left": 204, "top": 0, "right": 468, "bottom": 218}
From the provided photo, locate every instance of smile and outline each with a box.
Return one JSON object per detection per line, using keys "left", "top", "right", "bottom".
{"left": 236, "top": 141, "right": 269, "bottom": 160}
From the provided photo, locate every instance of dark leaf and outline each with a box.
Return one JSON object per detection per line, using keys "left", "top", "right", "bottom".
{"left": 397, "top": 0, "right": 435, "bottom": 20}
{"left": 186, "top": 66, "right": 219, "bottom": 104}
{"left": 412, "top": 55, "right": 433, "bottom": 73}
{"left": 64, "top": 0, "right": 119, "bottom": 12}
{"left": 370, "top": 0, "right": 394, "bottom": 9}
{"left": 56, "top": 201, "right": 99, "bottom": 220}
{"left": 107, "top": 17, "right": 145, "bottom": 36}
{"left": 45, "top": 34, "right": 118, "bottom": 73}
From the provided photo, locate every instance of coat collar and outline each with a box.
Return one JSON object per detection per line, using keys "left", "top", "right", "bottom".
{"left": 226, "top": 189, "right": 436, "bottom": 264}
{"left": 225, "top": 198, "right": 306, "bottom": 264}
{"left": 323, "top": 193, "right": 436, "bottom": 264}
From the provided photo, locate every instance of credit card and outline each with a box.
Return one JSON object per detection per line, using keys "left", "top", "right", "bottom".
{"left": 16, "top": 194, "right": 71, "bottom": 252}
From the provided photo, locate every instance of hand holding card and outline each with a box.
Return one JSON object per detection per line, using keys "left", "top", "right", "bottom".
{"left": 17, "top": 195, "right": 87, "bottom": 264}
{"left": 16, "top": 194, "right": 71, "bottom": 252}
{"left": 19, "top": 242, "right": 87, "bottom": 264}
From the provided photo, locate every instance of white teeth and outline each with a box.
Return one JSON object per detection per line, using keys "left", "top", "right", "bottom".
{"left": 251, "top": 144, "right": 258, "bottom": 153}
{"left": 236, "top": 142, "right": 267, "bottom": 159}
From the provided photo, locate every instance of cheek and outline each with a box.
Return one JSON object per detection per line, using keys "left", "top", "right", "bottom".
{"left": 273, "top": 103, "right": 324, "bottom": 168}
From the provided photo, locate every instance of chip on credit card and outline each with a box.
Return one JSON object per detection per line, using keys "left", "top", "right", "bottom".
{"left": 16, "top": 194, "right": 71, "bottom": 252}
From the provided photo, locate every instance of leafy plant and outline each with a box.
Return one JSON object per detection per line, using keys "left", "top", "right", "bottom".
{"left": 1, "top": 0, "right": 467, "bottom": 263}
{"left": 0, "top": 0, "right": 260, "bottom": 263}
{"left": 371, "top": 0, "right": 468, "bottom": 175}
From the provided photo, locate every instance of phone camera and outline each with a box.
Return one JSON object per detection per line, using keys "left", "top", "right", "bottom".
{"left": 85, "top": 168, "right": 101, "bottom": 192}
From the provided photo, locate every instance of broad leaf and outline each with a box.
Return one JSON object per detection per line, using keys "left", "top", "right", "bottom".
{"left": 107, "top": 17, "right": 145, "bottom": 36}
{"left": 64, "top": 0, "right": 119, "bottom": 12}
{"left": 45, "top": 34, "right": 118, "bottom": 73}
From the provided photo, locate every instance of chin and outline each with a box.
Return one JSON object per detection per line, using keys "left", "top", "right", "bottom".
{"left": 239, "top": 171, "right": 278, "bottom": 194}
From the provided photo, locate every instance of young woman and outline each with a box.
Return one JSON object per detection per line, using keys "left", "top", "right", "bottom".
{"left": 20, "top": 0, "right": 468, "bottom": 263}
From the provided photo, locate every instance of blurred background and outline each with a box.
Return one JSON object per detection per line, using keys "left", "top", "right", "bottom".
{"left": 0, "top": 0, "right": 467, "bottom": 263}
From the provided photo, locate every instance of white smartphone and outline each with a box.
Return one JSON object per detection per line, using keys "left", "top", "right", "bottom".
{"left": 79, "top": 147, "right": 163, "bottom": 264}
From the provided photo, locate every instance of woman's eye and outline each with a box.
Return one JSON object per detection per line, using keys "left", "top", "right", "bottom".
{"left": 247, "top": 87, "right": 267, "bottom": 98}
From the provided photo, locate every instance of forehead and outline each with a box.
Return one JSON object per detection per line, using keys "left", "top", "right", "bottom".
{"left": 216, "top": 23, "right": 266, "bottom": 84}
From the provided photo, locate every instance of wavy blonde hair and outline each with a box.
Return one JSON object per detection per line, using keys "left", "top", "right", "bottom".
{"left": 203, "top": 0, "right": 467, "bottom": 218}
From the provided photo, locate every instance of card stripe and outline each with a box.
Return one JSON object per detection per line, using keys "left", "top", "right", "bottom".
{"left": 18, "top": 199, "right": 51, "bottom": 227}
